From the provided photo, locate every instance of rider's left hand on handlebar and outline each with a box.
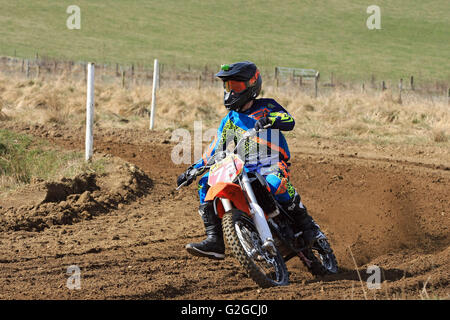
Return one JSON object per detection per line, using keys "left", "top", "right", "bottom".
{"left": 176, "top": 168, "right": 196, "bottom": 187}
{"left": 254, "top": 117, "right": 273, "bottom": 131}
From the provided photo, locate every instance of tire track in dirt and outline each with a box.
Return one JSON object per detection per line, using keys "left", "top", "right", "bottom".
{"left": 0, "top": 123, "right": 448, "bottom": 299}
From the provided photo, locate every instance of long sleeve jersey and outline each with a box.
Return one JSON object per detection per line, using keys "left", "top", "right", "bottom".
{"left": 193, "top": 98, "right": 295, "bottom": 169}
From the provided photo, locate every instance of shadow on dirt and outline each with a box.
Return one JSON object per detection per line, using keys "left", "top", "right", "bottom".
{"left": 304, "top": 266, "right": 413, "bottom": 284}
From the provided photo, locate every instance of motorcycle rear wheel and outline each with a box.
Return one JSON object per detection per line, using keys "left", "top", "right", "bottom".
{"left": 222, "top": 209, "right": 289, "bottom": 288}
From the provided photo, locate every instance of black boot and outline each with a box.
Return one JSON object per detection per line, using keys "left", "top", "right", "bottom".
{"left": 283, "top": 193, "right": 319, "bottom": 247}
{"left": 185, "top": 202, "right": 225, "bottom": 260}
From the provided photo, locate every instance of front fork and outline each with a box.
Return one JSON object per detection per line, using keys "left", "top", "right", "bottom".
{"left": 238, "top": 170, "right": 277, "bottom": 256}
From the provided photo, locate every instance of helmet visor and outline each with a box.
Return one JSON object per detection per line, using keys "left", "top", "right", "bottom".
{"left": 223, "top": 69, "right": 260, "bottom": 93}
{"left": 224, "top": 80, "right": 247, "bottom": 93}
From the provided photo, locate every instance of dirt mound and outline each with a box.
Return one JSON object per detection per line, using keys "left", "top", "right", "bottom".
{"left": 0, "top": 161, "right": 152, "bottom": 232}
{"left": 43, "top": 174, "right": 99, "bottom": 203}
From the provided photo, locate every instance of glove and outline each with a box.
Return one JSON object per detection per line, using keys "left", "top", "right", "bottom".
{"left": 177, "top": 167, "right": 195, "bottom": 187}
{"left": 254, "top": 117, "right": 273, "bottom": 131}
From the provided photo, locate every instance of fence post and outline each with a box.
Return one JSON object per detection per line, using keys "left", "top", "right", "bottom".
{"left": 314, "top": 71, "right": 320, "bottom": 98}
{"left": 447, "top": 88, "right": 450, "bottom": 105}
{"left": 85, "top": 63, "right": 95, "bottom": 162}
{"left": 382, "top": 81, "right": 386, "bottom": 91}
{"left": 121, "top": 70, "right": 126, "bottom": 88}
{"left": 149, "top": 59, "right": 159, "bottom": 130}
{"left": 26, "top": 60, "right": 30, "bottom": 78}
{"left": 197, "top": 74, "right": 202, "bottom": 90}
{"left": 362, "top": 82, "right": 365, "bottom": 93}
{"left": 410, "top": 76, "right": 414, "bottom": 91}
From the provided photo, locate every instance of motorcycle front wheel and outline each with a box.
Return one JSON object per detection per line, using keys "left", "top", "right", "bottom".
{"left": 222, "top": 209, "right": 289, "bottom": 288}
{"left": 304, "top": 233, "right": 339, "bottom": 276}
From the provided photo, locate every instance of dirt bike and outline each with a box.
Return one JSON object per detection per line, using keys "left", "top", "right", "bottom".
{"left": 177, "top": 128, "right": 338, "bottom": 288}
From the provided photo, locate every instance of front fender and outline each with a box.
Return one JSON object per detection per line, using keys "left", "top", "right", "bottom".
{"left": 205, "top": 182, "right": 250, "bottom": 218}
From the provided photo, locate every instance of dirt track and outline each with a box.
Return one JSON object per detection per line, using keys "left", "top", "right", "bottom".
{"left": 0, "top": 123, "right": 448, "bottom": 299}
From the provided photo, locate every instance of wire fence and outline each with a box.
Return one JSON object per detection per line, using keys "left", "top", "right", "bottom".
{"left": 0, "top": 55, "right": 449, "bottom": 104}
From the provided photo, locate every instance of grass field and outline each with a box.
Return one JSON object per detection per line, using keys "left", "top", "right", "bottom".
{"left": 0, "top": 129, "right": 106, "bottom": 191}
{"left": 0, "top": 1, "right": 449, "bottom": 81}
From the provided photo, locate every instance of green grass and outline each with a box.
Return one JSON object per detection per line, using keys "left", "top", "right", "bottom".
{"left": 0, "top": 1, "right": 449, "bottom": 81}
{"left": 0, "top": 129, "right": 106, "bottom": 191}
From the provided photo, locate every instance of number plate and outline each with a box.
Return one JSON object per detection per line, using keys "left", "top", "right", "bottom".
{"left": 208, "top": 155, "right": 244, "bottom": 186}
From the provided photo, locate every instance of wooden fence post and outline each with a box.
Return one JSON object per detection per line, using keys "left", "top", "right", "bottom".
{"left": 314, "top": 71, "right": 320, "bottom": 98}
{"left": 197, "top": 74, "right": 202, "bottom": 90}
{"left": 26, "top": 60, "right": 30, "bottom": 78}
{"left": 121, "top": 70, "right": 126, "bottom": 88}
{"left": 410, "top": 76, "right": 415, "bottom": 91}
{"left": 382, "top": 81, "right": 386, "bottom": 91}
{"left": 362, "top": 82, "right": 365, "bottom": 93}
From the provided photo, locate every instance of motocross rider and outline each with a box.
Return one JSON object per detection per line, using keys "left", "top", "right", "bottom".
{"left": 177, "top": 61, "right": 320, "bottom": 260}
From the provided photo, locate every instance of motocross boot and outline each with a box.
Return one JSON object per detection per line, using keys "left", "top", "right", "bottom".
{"left": 185, "top": 201, "right": 225, "bottom": 260}
{"left": 283, "top": 192, "right": 320, "bottom": 247}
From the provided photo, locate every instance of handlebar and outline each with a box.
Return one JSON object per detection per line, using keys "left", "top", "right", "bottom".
{"left": 176, "top": 125, "right": 272, "bottom": 190}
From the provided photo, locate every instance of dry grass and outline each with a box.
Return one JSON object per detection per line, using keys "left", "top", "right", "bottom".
{"left": 0, "top": 71, "right": 449, "bottom": 150}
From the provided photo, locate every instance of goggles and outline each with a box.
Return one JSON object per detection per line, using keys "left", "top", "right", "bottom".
{"left": 223, "top": 70, "right": 260, "bottom": 93}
